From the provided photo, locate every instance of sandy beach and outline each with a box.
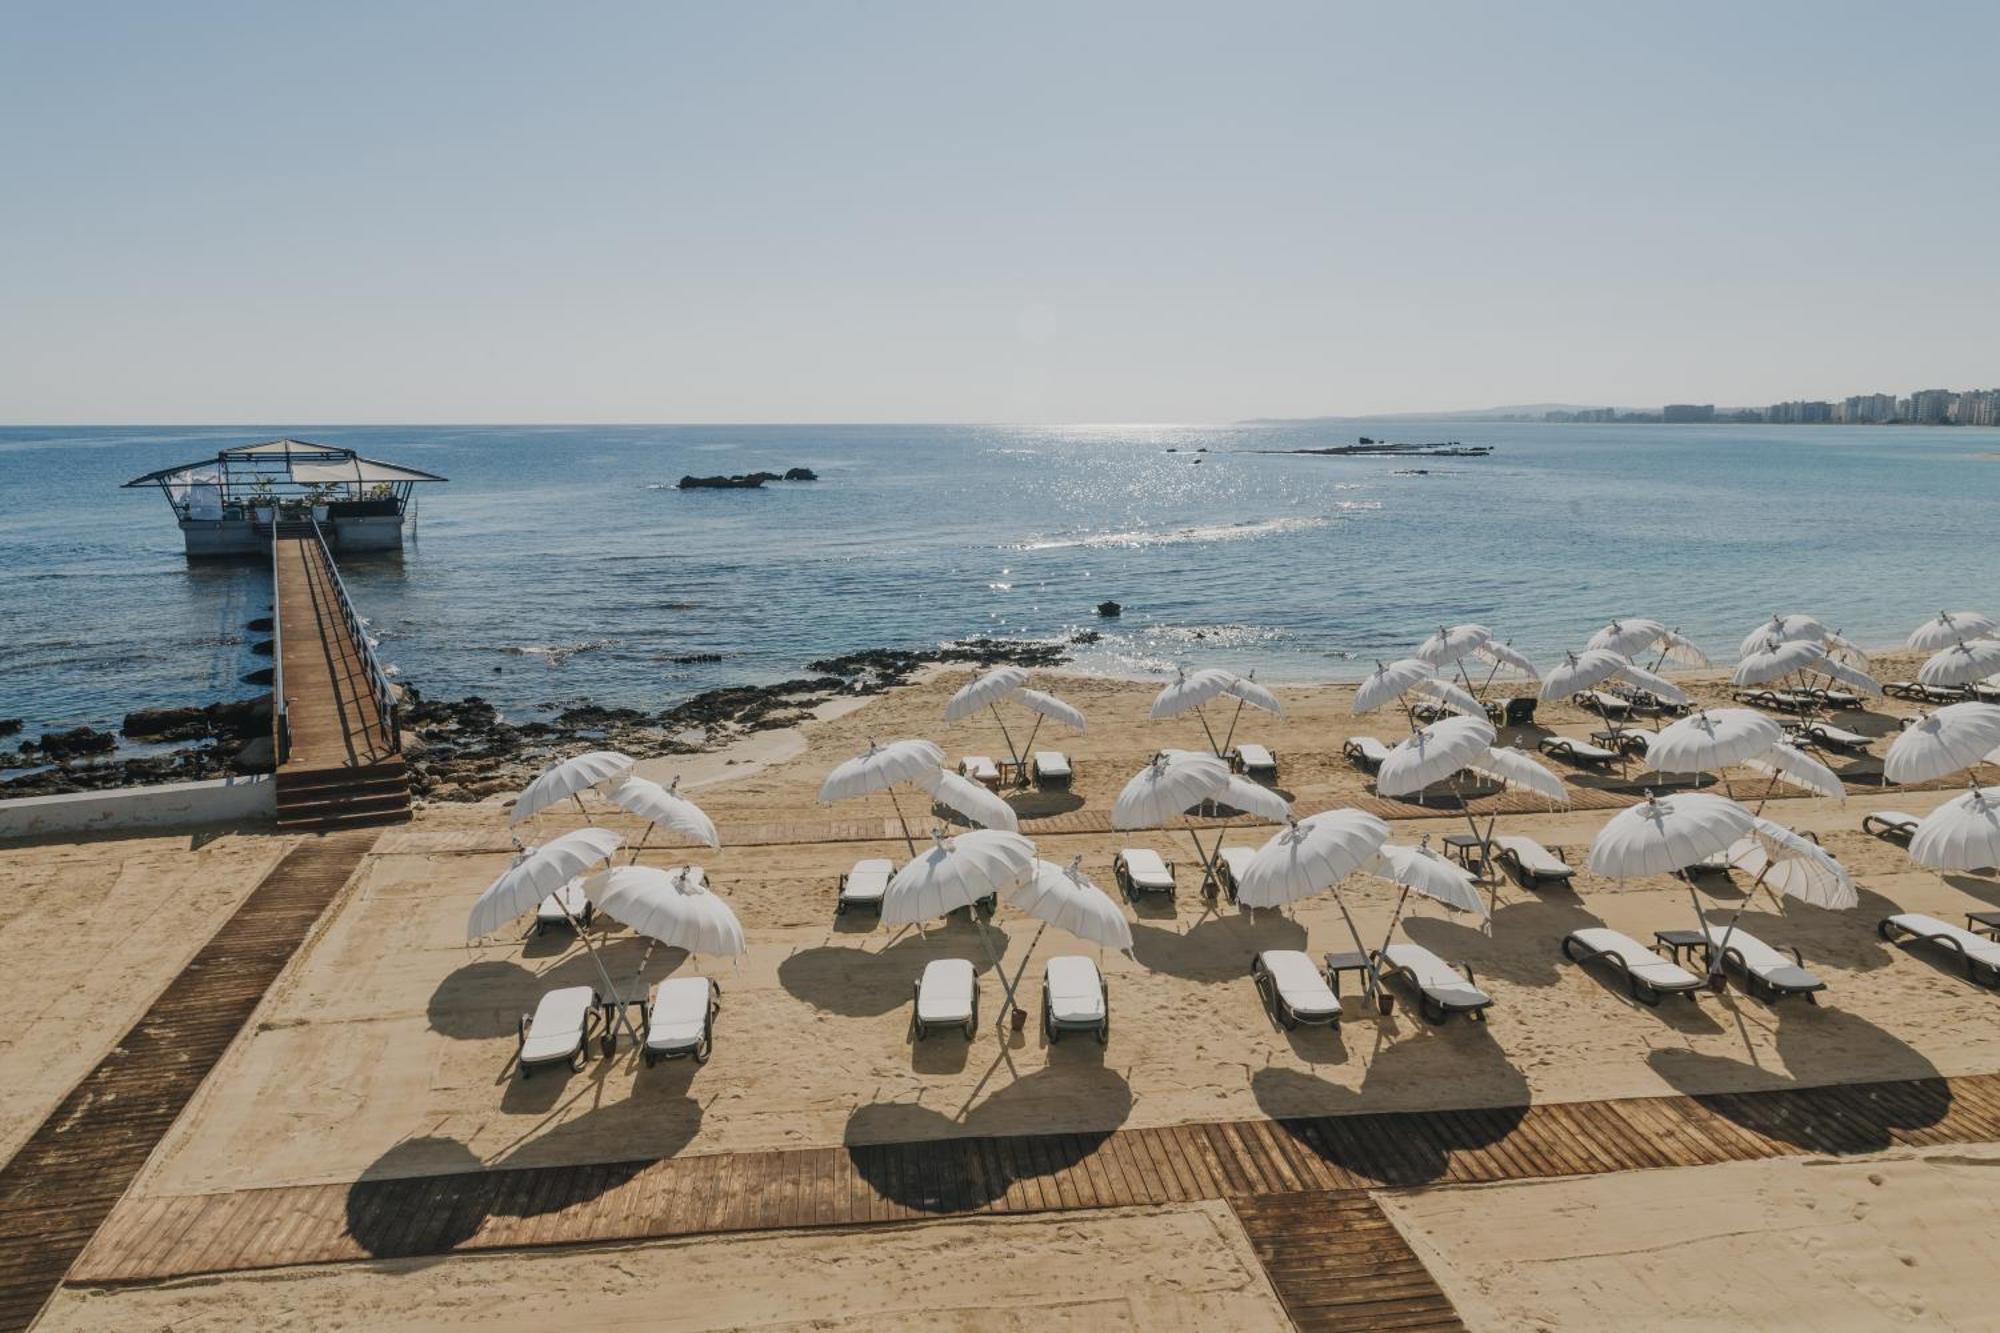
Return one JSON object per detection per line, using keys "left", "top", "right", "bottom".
{"left": 12, "top": 658, "right": 2000, "bottom": 1330}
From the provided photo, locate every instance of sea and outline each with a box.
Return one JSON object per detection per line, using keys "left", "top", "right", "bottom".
{"left": 3, "top": 421, "right": 1997, "bottom": 744}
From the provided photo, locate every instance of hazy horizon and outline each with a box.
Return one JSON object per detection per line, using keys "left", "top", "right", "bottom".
{"left": 4, "top": 1, "right": 1996, "bottom": 424}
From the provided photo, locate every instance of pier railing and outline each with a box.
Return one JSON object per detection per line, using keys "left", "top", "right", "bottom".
{"left": 307, "top": 516, "right": 402, "bottom": 755}
{"left": 270, "top": 527, "right": 290, "bottom": 764}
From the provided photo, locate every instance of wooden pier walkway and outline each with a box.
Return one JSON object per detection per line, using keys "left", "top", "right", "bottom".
{"left": 272, "top": 529, "right": 410, "bottom": 830}
{"left": 0, "top": 831, "right": 377, "bottom": 1333}
{"left": 64, "top": 1070, "right": 2000, "bottom": 1301}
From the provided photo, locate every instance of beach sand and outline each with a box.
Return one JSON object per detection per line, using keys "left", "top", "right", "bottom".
{"left": 16, "top": 654, "right": 2000, "bottom": 1329}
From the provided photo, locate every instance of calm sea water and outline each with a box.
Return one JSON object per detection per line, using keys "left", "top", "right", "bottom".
{"left": 3, "top": 421, "right": 1997, "bottom": 740}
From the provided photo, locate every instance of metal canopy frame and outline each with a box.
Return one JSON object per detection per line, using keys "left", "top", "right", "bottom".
{"left": 122, "top": 438, "right": 446, "bottom": 521}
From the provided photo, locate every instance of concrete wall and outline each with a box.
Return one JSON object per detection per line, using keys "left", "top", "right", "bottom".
{"left": 0, "top": 776, "right": 275, "bottom": 841}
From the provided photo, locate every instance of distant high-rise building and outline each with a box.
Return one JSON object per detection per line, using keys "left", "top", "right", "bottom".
{"left": 1662, "top": 403, "right": 1715, "bottom": 422}
{"left": 1838, "top": 393, "right": 1897, "bottom": 424}
{"left": 1909, "top": 389, "right": 1955, "bottom": 423}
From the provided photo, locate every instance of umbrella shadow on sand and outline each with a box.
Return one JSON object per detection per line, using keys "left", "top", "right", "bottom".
{"left": 842, "top": 1059, "right": 1133, "bottom": 1213}
{"left": 1710, "top": 882, "right": 1908, "bottom": 976}
{"left": 431, "top": 937, "right": 684, "bottom": 1041}
{"left": 1127, "top": 909, "right": 1306, "bottom": 984}
{"left": 1402, "top": 895, "right": 1606, "bottom": 990}
{"left": 1250, "top": 1029, "right": 1531, "bottom": 1186}
{"left": 1647, "top": 1006, "right": 1950, "bottom": 1154}
{"left": 347, "top": 1081, "right": 705, "bottom": 1261}
{"left": 779, "top": 921, "right": 1011, "bottom": 1018}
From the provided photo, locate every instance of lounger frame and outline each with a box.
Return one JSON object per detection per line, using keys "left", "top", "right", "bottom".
{"left": 912, "top": 975, "right": 980, "bottom": 1040}
{"left": 1703, "top": 940, "right": 1822, "bottom": 1004}
{"left": 1113, "top": 851, "right": 1176, "bottom": 901}
{"left": 516, "top": 993, "right": 602, "bottom": 1076}
{"left": 1494, "top": 840, "right": 1573, "bottom": 886}
{"left": 1043, "top": 971, "right": 1110, "bottom": 1045}
{"left": 1370, "top": 949, "right": 1492, "bottom": 1025}
{"left": 1250, "top": 953, "right": 1340, "bottom": 1030}
{"left": 642, "top": 979, "right": 722, "bottom": 1066}
{"left": 1560, "top": 933, "right": 1701, "bottom": 1006}
{"left": 1861, "top": 813, "right": 1918, "bottom": 841}
{"left": 1878, "top": 917, "right": 2000, "bottom": 988}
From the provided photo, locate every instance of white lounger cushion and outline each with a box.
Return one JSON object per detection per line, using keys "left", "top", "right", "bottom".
{"left": 521, "top": 986, "right": 595, "bottom": 1064}
{"left": 1120, "top": 848, "right": 1173, "bottom": 888}
{"left": 1567, "top": 929, "right": 1699, "bottom": 990}
{"left": 535, "top": 879, "right": 589, "bottom": 922}
{"left": 1347, "top": 736, "right": 1392, "bottom": 763}
{"left": 1887, "top": 915, "right": 2000, "bottom": 967}
{"left": 1258, "top": 950, "right": 1338, "bottom": 1017}
{"left": 1561, "top": 740, "right": 1621, "bottom": 761}
{"left": 646, "top": 977, "right": 713, "bottom": 1050}
{"left": 1045, "top": 955, "right": 1106, "bottom": 1025}
{"left": 1696, "top": 925, "right": 1818, "bottom": 986}
{"left": 1034, "top": 750, "right": 1071, "bottom": 777}
{"left": 1219, "top": 846, "right": 1254, "bottom": 885}
{"left": 1235, "top": 743, "right": 1276, "bottom": 770}
{"left": 917, "top": 959, "right": 976, "bottom": 1024}
{"left": 1493, "top": 835, "right": 1570, "bottom": 877}
{"left": 1578, "top": 691, "right": 1631, "bottom": 712}
{"left": 1382, "top": 943, "right": 1490, "bottom": 1009}
{"left": 960, "top": 756, "right": 1000, "bottom": 780}
{"left": 841, "top": 858, "right": 892, "bottom": 903}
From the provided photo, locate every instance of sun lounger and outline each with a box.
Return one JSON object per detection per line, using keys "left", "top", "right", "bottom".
{"left": 1539, "top": 735, "right": 1621, "bottom": 767}
{"left": 1885, "top": 681, "right": 1968, "bottom": 704}
{"left": 1862, "top": 810, "right": 1920, "bottom": 841}
{"left": 1491, "top": 834, "right": 1574, "bottom": 886}
{"left": 1251, "top": 950, "right": 1341, "bottom": 1029}
{"left": 1695, "top": 925, "right": 1824, "bottom": 1002}
{"left": 1114, "top": 848, "right": 1176, "bottom": 899}
{"left": 1625, "top": 688, "right": 1691, "bottom": 716}
{"left": 1808, "top": 688, "right": 1863, "bottom": 710}
{"left": 958, "top": 755, "right": 1001, "bottom": 789}
{"left": 1374, "top": 942, "right": 1493, "bottom": 1024}
{"left": 1228, "top": 743, "right": 1278, "bottom": 778}
{"left": 1409, "top": 701, "right": 1450, "bottom": 724}
{"left": 1042, "top": 954, "right": 1108, "bottom": 1043}
{"left": 517, "top": 985, "right": 599, "bottom": 1075}
{"left": 1343, "top": 735, "right": 1392, "bottom": 771}
{"left": 1033, "top": 750, "right": 1072, "bottom": 787}
{"left": 1879, "top": 914, "right": 2000, "bottom": 987}
{"left": 1576, "top": 690, "right": 1633, "bottom": 719}
{"left": 1216, "top": 846, "right": 1255, "bottom": 902}
{"left": 1794, "top": 720, "right": 1869, "bottom": 750}
{"left": 836, "top": 858, "right": 892, "bottom": 915}
{"left": 533, "top": 879, "right": 593, "bottom": 934}
{"left": 643, "top": 976, "right": 720, "bottom": 1064}
{"left": 1973, "top": 680, "right": 2000, "bottom": 704}
{"left": 1561, "top": 928, "right": 1702, "bottom": 1004}
{"left": 913, "top": 958, "right": 979, "bottom": 1038}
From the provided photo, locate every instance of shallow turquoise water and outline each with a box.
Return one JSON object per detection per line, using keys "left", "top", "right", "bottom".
{"left": 2, "top": 421, "right": 1995, "bottom": 737}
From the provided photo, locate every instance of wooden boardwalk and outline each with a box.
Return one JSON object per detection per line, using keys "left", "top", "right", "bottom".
{"left": 275, "top": 535, "right": 394, "bottom": 772}
{"left": 0, "top": 831, "right": 377, "bottom": 1333}
{"left": 67, "top": 1070, "right": 2000, "bottom": 1291}
{"left": 1232, "top": 1191, "right": 1464, "bottom": 1332}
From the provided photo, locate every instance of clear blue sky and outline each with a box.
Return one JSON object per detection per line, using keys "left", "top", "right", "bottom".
{"left": 2, "top": 1, "right": 1994, "bottom": 423}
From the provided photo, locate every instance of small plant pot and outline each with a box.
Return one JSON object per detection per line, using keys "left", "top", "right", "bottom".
{"left": 1010, "top": 1006, "right": 1028, "bottom": 1032}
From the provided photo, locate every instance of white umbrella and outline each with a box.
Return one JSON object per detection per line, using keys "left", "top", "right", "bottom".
{"left": 1369, "top": 839, "right": 1488, "bottom": 918}
{"left": 1539, "top": 648, "right": 1627, "bottom": 702}
{"left": 883, "top": 829, "right": 1037, "bottom": 926}
{"left": 1590, "top": 618, "right": 1710, "bottom": 669}
{"left": 1884, "top": 703, "right": 2000, "bottom": 785}
{"left": 1354, "top": 658, "right": 1438, "bottom": 715}
{"left": 1005, "top": 857, "right": 1133, "bottom": 951}
{"left": 917, "top": 766, "right": 1020, "bottom": 832}
{"left": 603, "top": 775, "right": 720, "bottom": 856}
{"left": 1409, "top": 674, "right": 1485, "bottom": 718}
{"left": 1732, "top": 637, "right": 1828, "bottom": 687}
{"left": 586, "top": 864, "right": 746, "bottom": 958}
{"left": 1701, "top": 817, "right": 1858, "bottom": 977}
{"left": 510, "top": 750, "right": 636, "bottom": 825}
{"left": 818, "top": 737, "right": 950, "bottom": 853}
{"left": 1612, "top": 658, "right": 1690, "bottom": 707}
{"left": 1640, "top": 709, "right": 1784, "bottom": 779}
{"left": 467, "top": 827, "right": 632, "bottom": 1038}
{"left": 1819, "top": 656, "right": 1884, "bottom": 698}
{"left": 1737, "top": 613, "right": 1829, "bottom": 661}
{"left": 1909, "top": 786, "right": 2000, "bottom": 872}
{"left": 1376, "top": 715, "right": 1497, "bottom": 799}
{"left": 943, "top": 665, "right": 1030, "bottom": 722}
{"left": 1587, "top": 791, "right": 1757, "bottom": 879}
{"left": 1152, "top": 667, "right": 1281, "bottom": 755}
{"left": 1015, "top": 687, "right": 1086, "bottom": 732}
{"left": 1217, "top": 776, "right": 1293, "bottom": 823}
{"left": 1918, "top": 639, "right": 2000, "bottom": 688}
{"left": 1909, "top": 611, "right": 1998, "bottom": 653}
{"left": 1474, "top": 638, "right": 1543, "bottom": 681}
{"left": 466, "top": 828, "right": 625, "bottom": 939}
{"left": 1465, "top": 743, "right": 1569, "bottom": 807}
{"left": 1742, "top": 743, "right": 1845, "bottom": 802}
{"left": 1237, "top": 809, "right": 1393, "bottom": 998}
{"left": 1414, "top": 623, "right": 1493, "bottom": 667}
{"left": 1113, "top": 749, "right": 1255, "bottom": 899}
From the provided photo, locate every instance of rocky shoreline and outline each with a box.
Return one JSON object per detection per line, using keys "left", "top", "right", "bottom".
{"left": 0, "top": 636, "right": 1083, "bottom": 804}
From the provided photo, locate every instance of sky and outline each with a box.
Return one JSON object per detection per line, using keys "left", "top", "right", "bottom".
{"left": 2, "top": 1, "right": 1996, "bottom": 424}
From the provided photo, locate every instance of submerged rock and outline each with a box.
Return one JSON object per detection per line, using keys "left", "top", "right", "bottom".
{"left": 1096, "top": 601, "right": 1122, "bottom": 617}
{"left": 32, "top": 726, "right": 118, "bottom": 760}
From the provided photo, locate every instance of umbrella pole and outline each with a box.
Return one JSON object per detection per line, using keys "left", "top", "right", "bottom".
{"left": 988, "top": 703, "right": 1023, "bottom": 772}
{"left": 629, "top": 820, "right": 654, "bottom": 866}
{"left": 886, "top": 787, "right": 918, "bottom": 857}
{"left": 561, "top": 900, "right": 639, "bottom": 1047}
{"left": 1330, "top": 886, "right": 1386, "bottom": 1003}
{"left": 1194, "top": 703, "right": 1224, "bottom": 758}
{"left": 1377, "top": 885, "right": 1412, "bottom": 958}
{"left": 1710, "top": 864, "right": 1773, "bottom": 978}
{"left": 976, "top": 915, "right": 1018, "bottom": 1023}
{"left": 1018, "top": 713, "right": 1046, "bottom": 782}
{"left": 1183, "top": 823, "right": 1224, "bottom": 904}
{"left": 1219, "top": 693, "right": 1248, "bottom": 758}
{"left": 1004, "top": 920, "right": 1050, "bottom": 1023}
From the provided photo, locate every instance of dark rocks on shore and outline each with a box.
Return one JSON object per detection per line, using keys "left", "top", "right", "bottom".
{"left": 33, "top": 726, "right": 118, "bottom": 760}
{"left": 122, "top": 699, "right": 268, "bottom": 743}
{"left": 246, "top": 616, "right": 274, "bottom": 632}
{"left": 0, "top": 719, "right": 20, "bottom": 737}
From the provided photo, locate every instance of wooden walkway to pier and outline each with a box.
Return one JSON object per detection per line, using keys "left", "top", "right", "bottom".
{"left": 273, "top": 531, "right": 410, "bottom": 829}
{"left": 0, "top": 831, "right": 377, "bottom": 1333}
{"left": 66, "top": 1070, "right": 2000, "bottom": 1296}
